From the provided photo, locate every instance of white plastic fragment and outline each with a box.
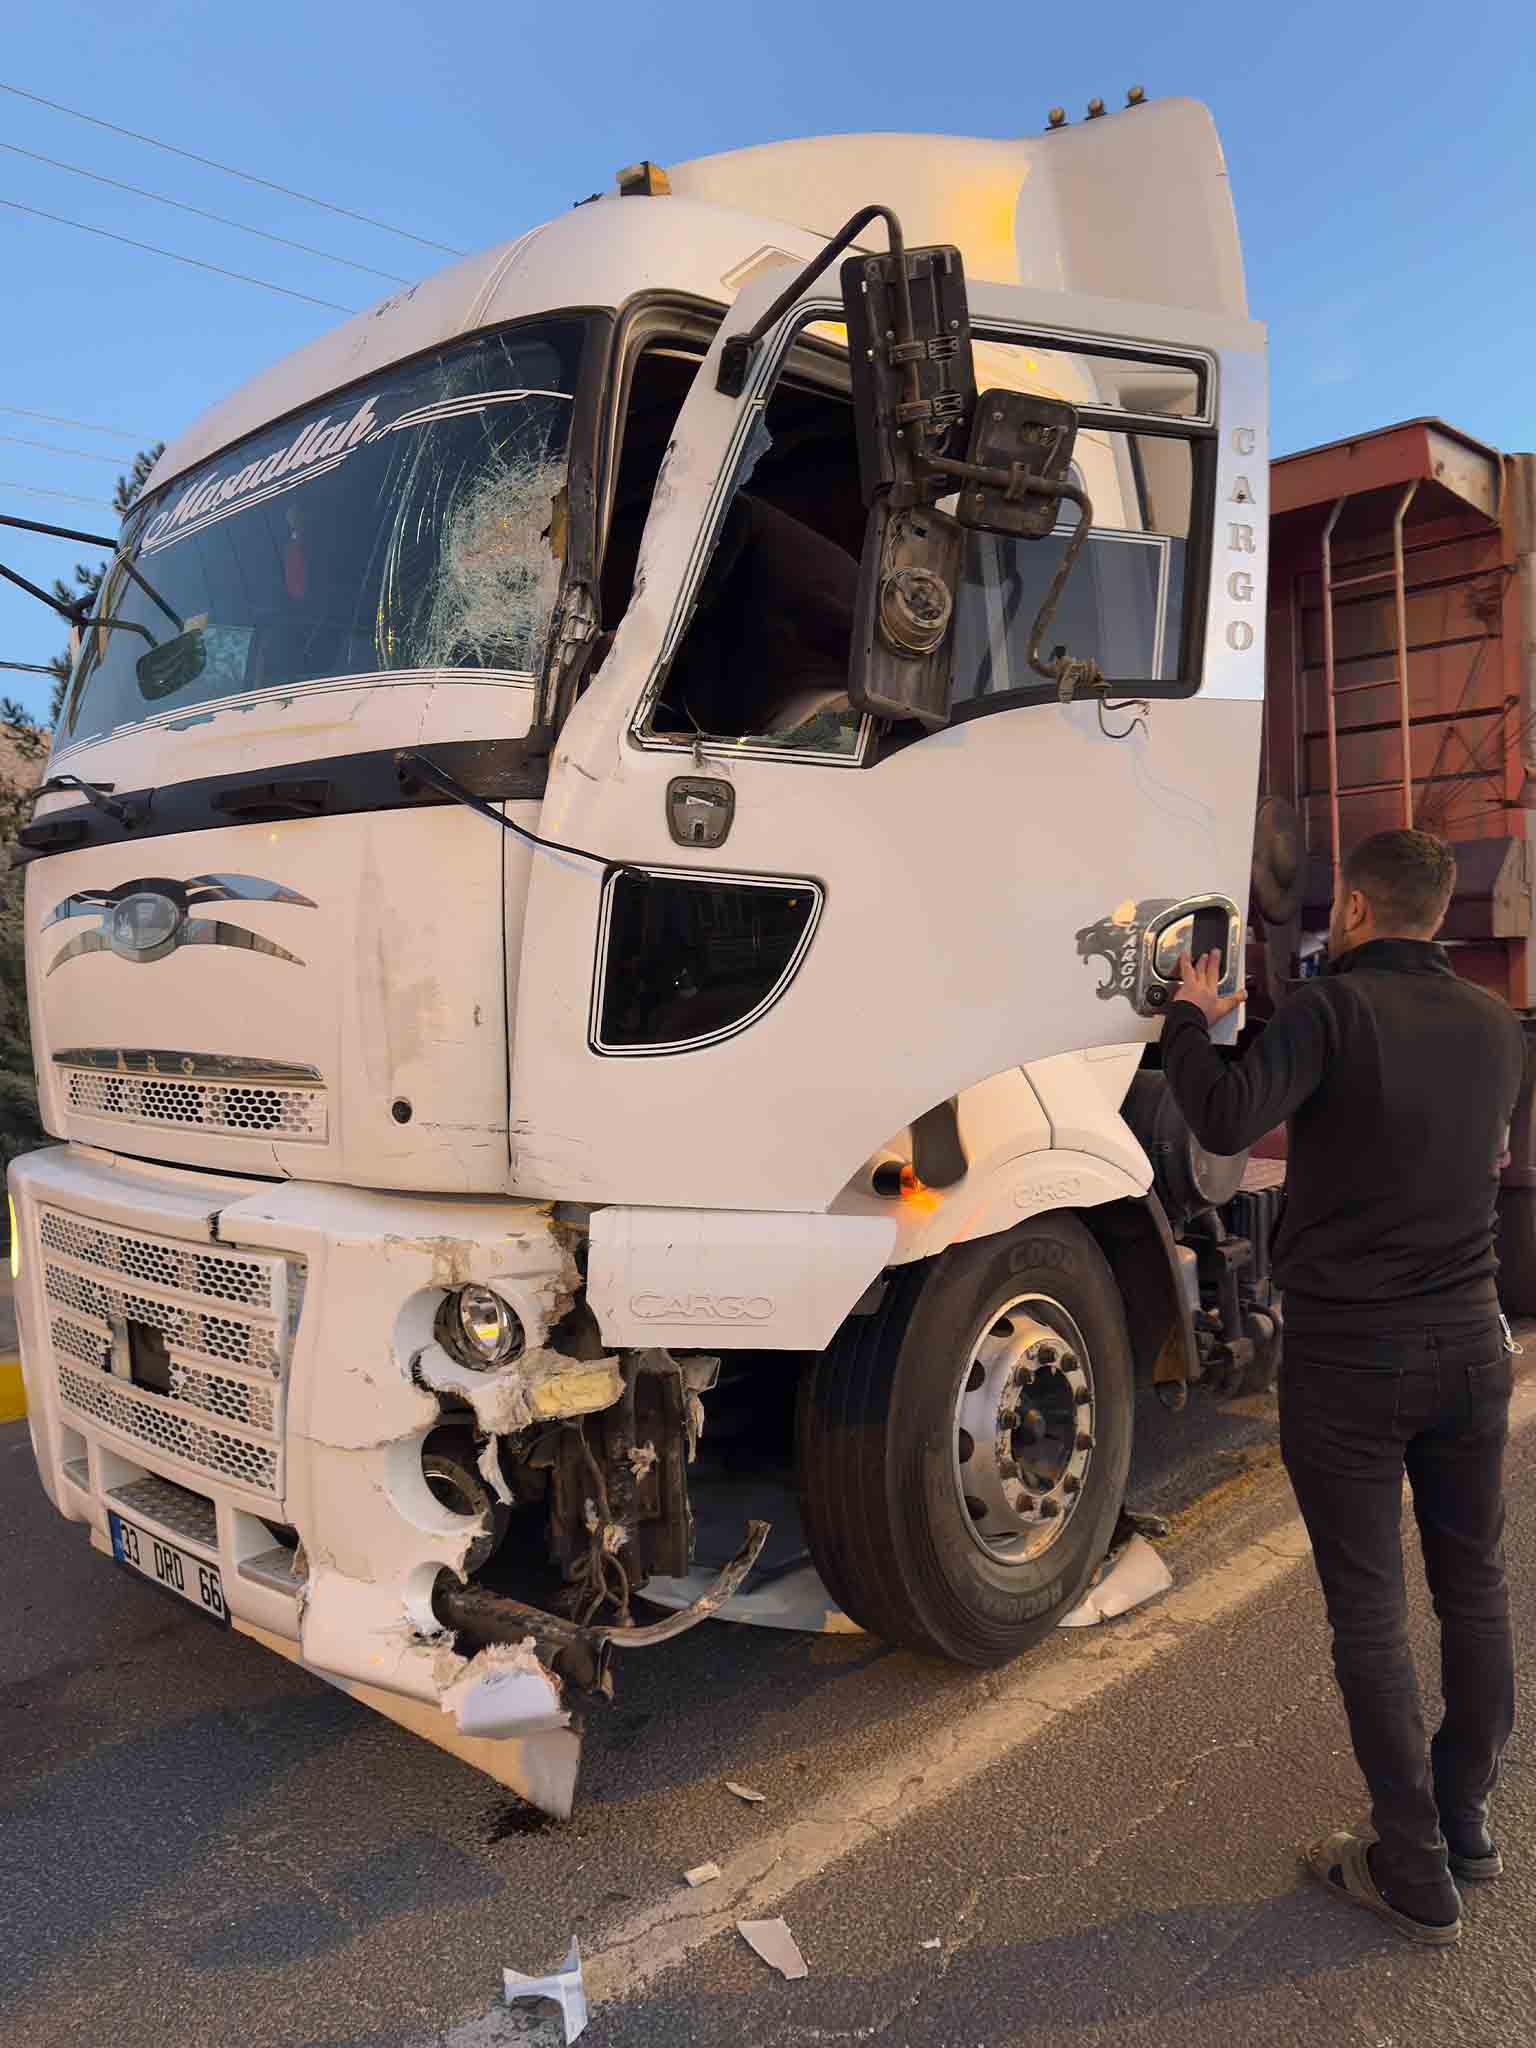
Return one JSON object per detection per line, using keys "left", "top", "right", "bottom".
{"left": 684, "top": 1861, "right": 723, "bottom": 1887}
{"left": 1058, "top": 1533, "right": 1173, "bottom": 1628}
{"left": 439, "top": 1642, "right": 571, "bottom": 1738}
{"left": 738, "top": 1918, "right": 808, "bottom": 1979}
{"left": 726, "top": 1780, "right": 768, "bottom": 1803}
{"left": 920, "top": 1938, "right": 942, "bottom": 1950}
{"left": 503, "top": 1937, "right": 588, "bottom": 2043}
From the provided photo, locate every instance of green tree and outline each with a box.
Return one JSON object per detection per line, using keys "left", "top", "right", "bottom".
{"left": 44, "top": 441, "right": 164, "bottom": 722}
{"left": 0, "top": 702, "right": 48, "bottom": 1176}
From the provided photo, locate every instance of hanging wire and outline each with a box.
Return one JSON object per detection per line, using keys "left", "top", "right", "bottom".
{"left": 0, "top": 480, "right": 113, "bottom": 508}
{"left": 1097, "top": 696, "right": 1150, "bottom": 741}
{"left": 0, "top": 197, "right": 358, "bottom": 313}
{"left": 0, "top": 406, "right": 145, "bottom": 441}
{"left": 0, "top": 82, "right": 465, "bottom": 256}
{"left": 0, "top": 432, "right": 121, "bottom": 465}
{"left": 0, "top": 141, "right": 411, "bottom": 284}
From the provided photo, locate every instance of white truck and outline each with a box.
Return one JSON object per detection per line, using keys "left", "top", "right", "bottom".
{"left": 6, "top": 92, "right": 1276, "bottom": 1817}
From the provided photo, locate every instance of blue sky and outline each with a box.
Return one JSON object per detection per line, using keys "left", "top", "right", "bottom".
{"left": 2, "top": 0, "right": 1533, "bottom": 721}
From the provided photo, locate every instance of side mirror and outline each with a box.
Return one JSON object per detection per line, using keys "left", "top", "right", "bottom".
{"left": 136, "top": 627, "right": 206, "bottom": 700}
{"left": 953, "top": 391, "right": 1079, "bottom": 538}
{"left": 841, "top": 244, "right": 975, "bottom": 509}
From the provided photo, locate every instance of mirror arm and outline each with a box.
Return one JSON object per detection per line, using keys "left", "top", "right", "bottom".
{"left": 717, "top": 204, "right": 913, "bottom": 397}
{"left": 0, "top": 511, "right": 116, "bottom": 550}
{"left": 91, "top": 614, "right": 158, "bottom": 648}
{"left": 117, "top": 559, "right": 183, "bottom": 633}
{"left": 1020, "top": 504, "right": 1104, "bottom": 699}
{"left": 0, "top": 556, "right": 89, "bottom": 624}
{"left": 923, "top": 462, "right": 1105, "bottom": 700}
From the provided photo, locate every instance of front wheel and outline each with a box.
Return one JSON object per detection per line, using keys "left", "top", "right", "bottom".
{"left": 797, "top": 1212, "right": 1134, "bottom": 1665}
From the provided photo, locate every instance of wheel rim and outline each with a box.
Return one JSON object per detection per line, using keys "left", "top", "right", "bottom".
{"left": 950, "top": 1293, "right": 1096, "bottom": 1563}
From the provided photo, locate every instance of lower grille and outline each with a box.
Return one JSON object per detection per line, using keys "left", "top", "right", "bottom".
{"left": 62, "top": 1065, "right": 326, "bottom": 1141}
{"left": 60, "top": 1366, "right": 281, "bottom": 1493}
{"left": 43, "top": 1203, "right": 300, "bottom": 1503}
{"left": 107, "top": 1474, "right": 219, "bottom": 1550}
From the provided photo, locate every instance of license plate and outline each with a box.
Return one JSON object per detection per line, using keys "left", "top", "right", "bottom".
{"left": 109, "top": 1512, "right": 229, "bottom": 1625}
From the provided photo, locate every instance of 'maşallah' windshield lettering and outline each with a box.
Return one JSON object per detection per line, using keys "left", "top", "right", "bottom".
{"left": 60, "top": 319, "right": 590, "bottom": 748}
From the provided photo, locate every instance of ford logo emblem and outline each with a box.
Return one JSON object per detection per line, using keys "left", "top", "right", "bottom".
{"left": 107, "top": 891, "right": 183, "bottom": 962}
{"left": 43, "top": 873, "right": 317, "bottom": 975}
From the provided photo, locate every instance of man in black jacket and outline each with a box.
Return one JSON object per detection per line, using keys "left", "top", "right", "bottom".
{"left": 1164, "top": 828, "right": 1524, "bottom": 1946}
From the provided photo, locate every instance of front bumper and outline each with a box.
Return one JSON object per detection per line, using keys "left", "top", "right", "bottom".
{"left": 7, "top": 1143, "right": 602, "bottom": 1796}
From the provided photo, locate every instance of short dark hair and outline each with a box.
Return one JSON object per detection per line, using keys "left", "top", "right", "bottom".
{"left": 1343, "top": 829, "right": 1456, "bottom": 934}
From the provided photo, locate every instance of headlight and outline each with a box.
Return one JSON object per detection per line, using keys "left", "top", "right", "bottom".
{"left": 436, "top": 1285, "right": 525, "bottom": 1370}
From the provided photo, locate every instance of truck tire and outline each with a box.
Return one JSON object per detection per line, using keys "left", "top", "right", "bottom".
{"left": 1497, "top": 1188, "right": 1536, "bottom": 1318}
{"left": 797, "top": 1212, "right": 1134, "bottom": 1665}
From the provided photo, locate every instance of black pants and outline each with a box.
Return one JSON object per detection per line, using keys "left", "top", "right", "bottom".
{"left": 1279, "top": 1318, "right": 1514, "bottom": 1919}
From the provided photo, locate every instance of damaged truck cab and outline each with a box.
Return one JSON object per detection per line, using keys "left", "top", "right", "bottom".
{"left": 8, "top": 97, "right": 1272, "bottom": 1815}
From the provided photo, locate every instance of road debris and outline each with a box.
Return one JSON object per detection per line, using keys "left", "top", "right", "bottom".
{"left": 738, "top": 1918, "right": 808, "bottom": 1979}
{"left": 920, "top": 1938, "right": 942, "bottom": 1950}
{"left": 726, "top": 1780, "right": 768, "bottom": 1803}
{"left": 1059, "top": 1533, "right": 1173, "bottom": 1628}
{"left": 503, "top": 1937, "right": 588, "bottom": 2042}
{"left": 684, "top": 1861, "right": 723, "bottom": 1887}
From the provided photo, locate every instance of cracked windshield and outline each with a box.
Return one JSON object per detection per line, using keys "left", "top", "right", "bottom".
{"left": 57, "top": 318, "right": 586, "bottom": 746}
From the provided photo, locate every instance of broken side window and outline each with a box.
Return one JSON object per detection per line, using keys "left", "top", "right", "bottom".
{"left": 636, "top": 333, "right": 870, "bottom": 763}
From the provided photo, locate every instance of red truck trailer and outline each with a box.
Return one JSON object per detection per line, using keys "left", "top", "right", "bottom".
{"left": 1255, "top": 419, "right": 1536, "bottom": 1304}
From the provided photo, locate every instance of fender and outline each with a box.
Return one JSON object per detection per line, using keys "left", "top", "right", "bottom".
{"left": 840, "top": 1052, "right": 1156, "bottom": 1266}
{"left": 886, "top": 1145, "right": 1149, "bottom": 1264}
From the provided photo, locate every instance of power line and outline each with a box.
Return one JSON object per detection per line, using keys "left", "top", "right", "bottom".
{"left": 0, "top": 405, "right": 146, "bottom": 442}
{"left": 1, "top": 82, "right": 465, "bottom": 257}
{"left": 0, "top": 482, "right": 114, "bottom": 508}
{"left": 0, "top": 197, "right": 359, "bottom": 313}
{"left": 0, "top": 432, "right": 121, "bottom": 465}
{"left": 1, "top": 140, "right": 410, "bottom": 284}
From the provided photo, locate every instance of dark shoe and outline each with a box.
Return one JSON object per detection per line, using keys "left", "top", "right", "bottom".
{"left": 1302, "top": 1831, "right": 1462, "bottom": 1946}
{"left": 1444, "top": 1822, "right": 1503, "bottom": 1884}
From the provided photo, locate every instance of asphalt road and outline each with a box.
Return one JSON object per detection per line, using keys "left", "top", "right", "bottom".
{"left": 4, "top": 1356, "right": 1534, "bottom": 2048}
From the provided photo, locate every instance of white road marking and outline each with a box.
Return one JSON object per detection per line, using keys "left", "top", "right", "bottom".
{"left": 582, "top": 1369, "right": 1536, "bottom": 2006}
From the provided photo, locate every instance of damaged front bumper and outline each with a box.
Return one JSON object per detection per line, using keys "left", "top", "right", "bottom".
{"left": 8, "top": 1142, "right": 747, "bottom": 1818}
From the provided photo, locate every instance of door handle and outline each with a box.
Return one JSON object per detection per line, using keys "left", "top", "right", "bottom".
{"left": 666, "top": 776, "right": 735, "bottom": 848}
{"left": 1139, "top": 896, "right": 1243, "bottom": 1016}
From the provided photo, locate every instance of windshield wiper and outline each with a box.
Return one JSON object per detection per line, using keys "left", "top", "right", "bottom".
{"left": 32, "top": 774, "right": 134, "bottom": 827}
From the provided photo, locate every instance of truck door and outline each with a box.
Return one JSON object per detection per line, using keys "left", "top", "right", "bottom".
{"left": 507, "top": 265, "right": 1267, "bottom": 1213}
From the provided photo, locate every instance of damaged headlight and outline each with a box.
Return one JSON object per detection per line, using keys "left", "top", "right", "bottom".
{"left": 437, "top": 1285, "right": 525, "bottom": 1370}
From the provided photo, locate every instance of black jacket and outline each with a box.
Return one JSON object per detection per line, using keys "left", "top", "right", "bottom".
{"left": 1161, "top": 939, "right": 1526, "bottom": 1330}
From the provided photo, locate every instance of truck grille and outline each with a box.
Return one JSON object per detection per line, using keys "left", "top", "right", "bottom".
{"left": 61, "top": 1066, "right": 326, "bottom": 1141}
{"left": 42, "top": 1205, "right": 301, "bottom": 1502}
